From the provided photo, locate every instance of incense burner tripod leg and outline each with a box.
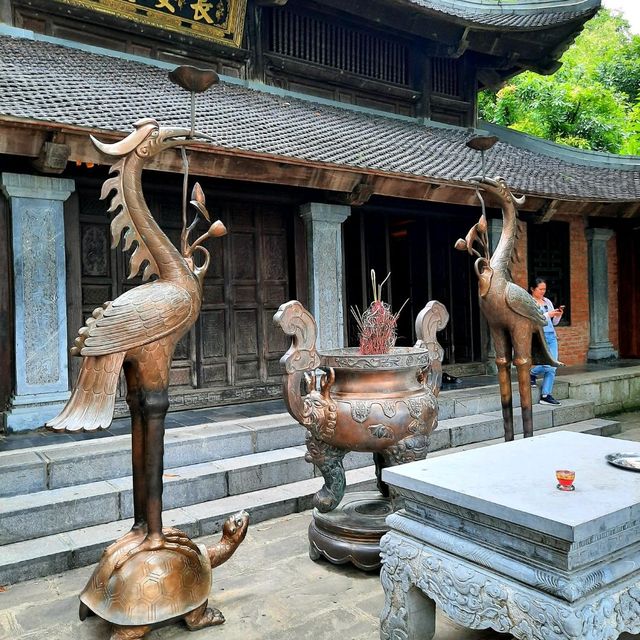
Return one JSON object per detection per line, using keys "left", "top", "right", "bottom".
{"left": 305, "top": 434, "right": 346, "bottom": 513}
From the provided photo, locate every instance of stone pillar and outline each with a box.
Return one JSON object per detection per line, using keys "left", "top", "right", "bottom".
{"left": 1, "top": 173, "right": 75, "bottom": 431}
{"left": 300, "top": 203, "right": 351, "bottom": 350}
{"left": 586, "top": 228, "right": 617, "bottom": 361}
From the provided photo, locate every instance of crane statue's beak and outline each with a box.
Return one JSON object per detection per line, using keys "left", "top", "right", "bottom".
{"left": 159, "top": 128, "right": 215, "bottom": 148}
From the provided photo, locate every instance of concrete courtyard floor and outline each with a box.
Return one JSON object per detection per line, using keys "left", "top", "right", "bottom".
{"left": 2, "top": 411, "right": 640, "bottom": 640}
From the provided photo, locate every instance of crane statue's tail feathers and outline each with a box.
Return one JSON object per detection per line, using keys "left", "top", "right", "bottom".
{"left": 46, "top": 353, "right": 125, "bottom": 432}
{"left": 532, "top": 329, "right": 564, "bottom": 368}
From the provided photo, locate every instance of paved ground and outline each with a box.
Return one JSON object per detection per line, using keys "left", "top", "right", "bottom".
{"left": 0, "top": 510, "right": 509, "bottom": 640}
{"left": 2, "top": 411, "right": 640, "bottom": 640}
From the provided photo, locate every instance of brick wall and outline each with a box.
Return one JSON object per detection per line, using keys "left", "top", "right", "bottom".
{"left": 513, "top": 215, "right": 588, "bottom": 364}
{"left": 552, "top": 214, "right": 589, "bottom": 365}
{"left": 491, "top": 212, "right": 619, "bottom": 366}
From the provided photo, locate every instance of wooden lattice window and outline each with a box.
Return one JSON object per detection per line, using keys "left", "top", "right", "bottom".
{"left": 266, "top": 7, "right": 409, "bottom": 86}
{"left": 431, "top": 57, "right": 462, "bottom": 97}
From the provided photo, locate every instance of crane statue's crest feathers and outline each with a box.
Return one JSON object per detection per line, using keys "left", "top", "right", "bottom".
{"left": 100, "top": 158, "right": 160, "bottom": 281}
{"left": 94, "top": 121, "right": 163, "bottom": 281}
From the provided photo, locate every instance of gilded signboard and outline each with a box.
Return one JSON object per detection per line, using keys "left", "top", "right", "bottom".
{"left": 54, "top": 0, "right": 247, "bottom": 47}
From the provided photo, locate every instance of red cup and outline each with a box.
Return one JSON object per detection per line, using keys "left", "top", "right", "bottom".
{"left": 556, "top": 469, "right": 575, "bottom": 491}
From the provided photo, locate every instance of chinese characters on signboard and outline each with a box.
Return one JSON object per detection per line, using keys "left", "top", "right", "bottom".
{"left": 55, "top": 0, "right": 247, "bottom": 46}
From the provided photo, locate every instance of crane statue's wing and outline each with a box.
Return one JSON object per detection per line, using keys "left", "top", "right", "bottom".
{"left": 504, "top": 282, "right": 547, "bottom": 326}
{"left": 80, "top": 282, "right": 194, "bottom": 356}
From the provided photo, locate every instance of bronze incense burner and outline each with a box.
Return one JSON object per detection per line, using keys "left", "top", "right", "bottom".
{"left": 274, "top": 299, "right": 448, "bottom": 568}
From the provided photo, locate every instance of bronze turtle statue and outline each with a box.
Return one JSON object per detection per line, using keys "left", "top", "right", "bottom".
{"left": 79, "top": 511, "right": 250, "bottom": 640}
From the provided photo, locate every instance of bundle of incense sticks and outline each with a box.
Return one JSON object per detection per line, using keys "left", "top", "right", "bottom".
{"left": 350, "top": 270, "right": 407, "bottom": 355}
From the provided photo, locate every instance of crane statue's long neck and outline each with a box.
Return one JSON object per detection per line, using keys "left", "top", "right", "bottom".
{"left": 489, "top": 197, "right": 517, "bottom": 276}
{"left": 124, "top": 155, "right": 192, "bottom": 284}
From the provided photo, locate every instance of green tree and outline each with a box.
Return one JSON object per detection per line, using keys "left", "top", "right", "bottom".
{"left": 478, "top": 9, "right": 640, "bottom": 154}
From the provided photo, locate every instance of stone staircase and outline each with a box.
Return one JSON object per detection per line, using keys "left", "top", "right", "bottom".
{"left": 0, "top": 378, "right": 621, "bottom": 585}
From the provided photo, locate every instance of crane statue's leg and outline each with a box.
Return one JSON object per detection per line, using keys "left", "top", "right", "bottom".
{"left": 142, "top": 384, "right": 169, "bottom": 549}
{"left": 492, "top": 332, "right": 514, "bottom": 442}
{"left": 513, "top": 329, "right": 534, "bottom": 438}
{"left": 514, "top": 357, "right": 534, "bottom": 438}
{"left": 124, "top": 361, "right": 147, "bottom": 532}
{"left": 115, "top": 347, "right": 200, "bottom": 569}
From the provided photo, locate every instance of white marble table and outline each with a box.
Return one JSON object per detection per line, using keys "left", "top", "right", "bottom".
{"left": 379, "top": 431, "right": 640, "bottom": 640}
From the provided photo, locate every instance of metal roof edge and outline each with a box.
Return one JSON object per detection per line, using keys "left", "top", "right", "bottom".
{"left": 480, "top": 121, "right": 640, "bottom": 170}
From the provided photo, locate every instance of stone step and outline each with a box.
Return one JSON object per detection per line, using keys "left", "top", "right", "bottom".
{"left": 0, "top": 384, "right": 574, "bottom": 499}
{"left": 0, "top": 413, "right": 305, "bottom": 498}
{"left": 431, "top": 397, "right": 596, "bottom": 450}
{"left": 0, "top": 398, "right": 605, "bottom": 546}
{"left": 0, "top": 444, "right": 373, "bottom": 545}
{"left": 0, "top": 466, "right": 379, "bottom": 585}
{"left": 0, "top": 418, "right": 619, "bottom": 586}
{"left": 429, "top": 418, "right": 622, "bottom": 458}
{"left": 437, "top": 380, "right": 569, "bottom": 420}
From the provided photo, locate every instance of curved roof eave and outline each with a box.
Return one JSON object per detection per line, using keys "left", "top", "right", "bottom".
{"left": 393, "top": 0, "right": 601, "bottom": 30}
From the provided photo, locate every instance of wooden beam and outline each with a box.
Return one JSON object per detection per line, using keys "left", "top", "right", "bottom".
{"left": 623, "top": 203, "right": 640, "bottom": 218}
{"left": 535, "top": 198, "right": 561, "bottom": 223}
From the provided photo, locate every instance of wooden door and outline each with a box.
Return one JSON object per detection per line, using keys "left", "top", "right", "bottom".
{"left": 198, "top": 202, "right": 290, "bottom": 391}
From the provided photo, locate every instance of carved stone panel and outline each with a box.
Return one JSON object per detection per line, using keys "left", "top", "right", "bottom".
{"left": 380, "top": 530, "right": 640, "bottom": 640}
{"left": 21, "top": 204, "right": 61, "bottom": 386}
{"left": 2, "top": 173, "right": 74, "bottom": 430}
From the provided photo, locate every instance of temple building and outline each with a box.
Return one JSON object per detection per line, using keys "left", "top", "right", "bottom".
{"left": 0, "top": 0, "right": 638, "bottom": 431}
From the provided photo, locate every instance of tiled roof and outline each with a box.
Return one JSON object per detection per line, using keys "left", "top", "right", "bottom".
{"left": 1, "top": 34, "right": 639, "bottom": 202}
{"left": 400, "top": 0, "right": 599, "bottom": 29}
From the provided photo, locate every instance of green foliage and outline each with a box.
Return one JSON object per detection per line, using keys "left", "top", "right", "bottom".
{"left": 478, "top": 8, "right": 640, "bottom": 155}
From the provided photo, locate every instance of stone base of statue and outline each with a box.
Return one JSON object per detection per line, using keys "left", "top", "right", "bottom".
{"left": 308, "top": 491, "right": 393, "bottom": 570}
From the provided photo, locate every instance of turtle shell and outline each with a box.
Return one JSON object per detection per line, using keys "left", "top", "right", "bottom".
{"left": 80, "top": 529, "right": 211, "bottom": 627}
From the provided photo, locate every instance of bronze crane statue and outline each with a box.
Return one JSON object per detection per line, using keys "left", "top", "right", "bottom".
{"left": 455, "top": 176, "right": 562, "bottom": 441}
{"left": 45, "top": 117, "right": 245, "bottom": 639}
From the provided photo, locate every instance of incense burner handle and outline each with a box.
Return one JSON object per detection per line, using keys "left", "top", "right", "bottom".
{"left": 274, "top": 301, "right": 345, "bottom": 512}
{"left": 273, "top": 300, "right": 322, "bottom": 424}
{"left": 414, "top": 301, "right": 449, "bottom": 397}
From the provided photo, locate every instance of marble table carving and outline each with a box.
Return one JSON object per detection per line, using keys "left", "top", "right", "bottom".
{"left": 379, "top": 431, "right": 640, "bottom": 640}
